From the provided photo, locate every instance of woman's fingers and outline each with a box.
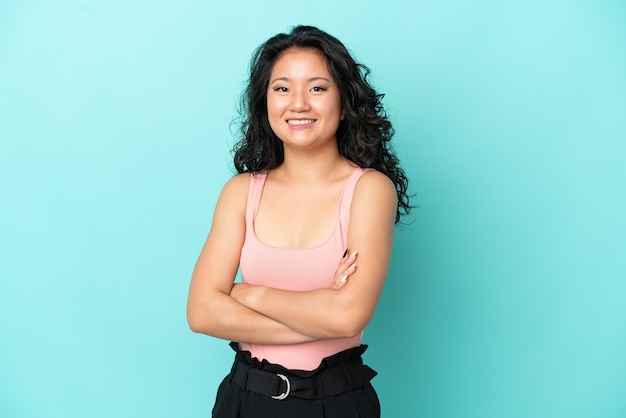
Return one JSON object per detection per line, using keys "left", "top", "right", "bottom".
{"left": 336, "top": 263, "right": 357, "bottom": 288}
{"left": 332, "top": 250, "right": 358, "bottom": 289}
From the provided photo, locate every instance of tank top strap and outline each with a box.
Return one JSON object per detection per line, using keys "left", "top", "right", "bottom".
{"left": 338, "top": 168, "right": 372, "bottom": 244}
{"left": 245, "top": 172, "right": 268, "bottom": 227}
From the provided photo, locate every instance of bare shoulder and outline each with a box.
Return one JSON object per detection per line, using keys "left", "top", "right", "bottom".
{"left": 223, "top": 172, "right": 251, "bottom": 192}
{"left": 354, "top": 170, "right": 397, "bottom": 204}
{"left": 215, "top": 172, "right": 251, "bottom": 214}
{"left": 350, "top": 169, "right": 397, "bottom": 226}
{"left": 221, "top": 172, "right": 250, "bottom": 198}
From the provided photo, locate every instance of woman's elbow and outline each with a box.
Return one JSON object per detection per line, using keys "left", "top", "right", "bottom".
{"left": 329, "top": 299, "right": 371, "bottom": 338}
{"left": 187, "top": 291, "right": 232, "bottom": 335}
{"left": 187, "top": 303, "right": 212, "bottom": 334}
{"left": 330, "top": 282, "right": 381, "bottom": 338}
{"left": 336, "top": 316, "right": 368, "bottom": 339}
{"left": 187, "top": 309, "right": 203, "bottom": 333}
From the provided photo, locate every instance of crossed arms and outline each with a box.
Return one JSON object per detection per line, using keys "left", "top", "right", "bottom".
{"left": 186, "top": 171, "right": 397, "bottom": 344}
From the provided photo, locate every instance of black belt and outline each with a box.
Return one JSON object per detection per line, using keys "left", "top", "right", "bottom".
{"left": 229, "top": 358, "right": 377, "bottom": 400}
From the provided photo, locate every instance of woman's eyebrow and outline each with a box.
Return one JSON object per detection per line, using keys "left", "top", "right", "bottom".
{"left": 269, "top": 76, "right": 332, "bottom": 84}
{"left": 309, "top": 77, "right": 331, "bottom": 83}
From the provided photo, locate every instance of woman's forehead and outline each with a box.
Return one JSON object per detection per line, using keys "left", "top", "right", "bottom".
{"left": 270, "top": 48, "right": 332, "bottom": 79}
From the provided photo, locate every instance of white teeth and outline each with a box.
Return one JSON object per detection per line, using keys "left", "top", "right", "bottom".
{"left": 287, "top": 119, "right": 315, "bottom": 125}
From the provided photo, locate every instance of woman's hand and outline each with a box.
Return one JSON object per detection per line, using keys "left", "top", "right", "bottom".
{"left": 331, "top": 250, "right": 358, "bottom": 289}
{"left": 230, "top": 282, "right": 257, "bottom": 306}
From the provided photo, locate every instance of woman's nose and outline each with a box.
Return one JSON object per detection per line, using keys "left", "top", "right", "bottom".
{"left": 289, "top": 89, "right": 310, "bottom": 112}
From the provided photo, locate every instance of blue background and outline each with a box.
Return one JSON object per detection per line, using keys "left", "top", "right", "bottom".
{"left": 1, "top": 1, "right": 625, "bottom": 417}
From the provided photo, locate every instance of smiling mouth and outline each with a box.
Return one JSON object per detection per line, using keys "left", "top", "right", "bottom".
{"left": 286, "top": 119, "right": 316, "bottom": 125}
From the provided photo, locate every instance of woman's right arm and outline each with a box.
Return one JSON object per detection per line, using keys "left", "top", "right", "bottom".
{"left": 186, "top": 173, "right": 314, "bottom": 345}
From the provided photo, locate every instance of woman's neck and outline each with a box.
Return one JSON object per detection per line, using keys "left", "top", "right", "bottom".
{"left": 276, "top": 148, "right": 351, "bottom": 184}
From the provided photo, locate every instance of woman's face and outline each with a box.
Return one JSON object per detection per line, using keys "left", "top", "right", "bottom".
{"left": 266, "top": 48, "right": 344, "bottom": 152}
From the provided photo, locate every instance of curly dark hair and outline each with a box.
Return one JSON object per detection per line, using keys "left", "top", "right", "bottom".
{"left": 233, "top": 25, "right": 412, "bottom": 223}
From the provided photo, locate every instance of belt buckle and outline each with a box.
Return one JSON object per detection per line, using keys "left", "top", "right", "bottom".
{"left": 271, "top": 373, "right": 291, "bottom": 400}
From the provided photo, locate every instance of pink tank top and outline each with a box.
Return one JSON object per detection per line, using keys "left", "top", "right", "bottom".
{"left": 238, "top": 168, "right": 369, "bottom": 370}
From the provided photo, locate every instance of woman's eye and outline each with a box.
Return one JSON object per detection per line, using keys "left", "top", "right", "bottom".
{"left": 311, "top": 86, "right": 326, "bottom": 92}
{"left": 274, "top": 87, "right": 288, "bottom": 92}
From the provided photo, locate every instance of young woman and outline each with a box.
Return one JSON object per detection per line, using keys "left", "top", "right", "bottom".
{"left": 187, "top": 25, "right": 411, "bottom": 417}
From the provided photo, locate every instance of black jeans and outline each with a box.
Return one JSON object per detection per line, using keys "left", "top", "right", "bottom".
{"left": 212, "top": 342, "right": 380, "bottom": 418}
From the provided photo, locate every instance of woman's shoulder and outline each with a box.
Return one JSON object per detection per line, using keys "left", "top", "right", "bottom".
{"left": 223, "top": 172, "right": 250, "bottom": 190}
{"left": 217, "top": 172, "right": 251, "bottom": 207}
{"left": 353, "top": 169, "right": 397, "bottom": 206}
{"left": 357, "top": 169, "right": 395, "bottom": 191}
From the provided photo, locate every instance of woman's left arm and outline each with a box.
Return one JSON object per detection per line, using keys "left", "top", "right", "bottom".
{"left": 230, "top": 171, "right": 397, "bottom": 339}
